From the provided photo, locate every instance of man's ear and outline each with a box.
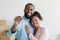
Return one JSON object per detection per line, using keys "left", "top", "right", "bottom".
{"left": 24, "top": 9, "right": 25, "bottom": 12}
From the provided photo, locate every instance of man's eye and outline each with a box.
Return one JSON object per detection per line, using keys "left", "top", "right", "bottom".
{"left": 35, "top": 19, "right": 37, "bottom": 21}
{"left": 31, "top": 9, "right": 33, "bottom": 11}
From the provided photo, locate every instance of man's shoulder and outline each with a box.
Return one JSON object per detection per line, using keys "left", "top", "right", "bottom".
{"left": 22, "top": 16, "right": 25, "bottom": 19}
{"left": 22, "top": 16, "right": 29, "bottom": 22}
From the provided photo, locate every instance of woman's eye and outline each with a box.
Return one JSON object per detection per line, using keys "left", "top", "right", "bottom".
{"left": 35, "top": 19, "right": 37, "bottom": 22}
{"left": 32, "top": 21, "right": 34, "bottom": 23}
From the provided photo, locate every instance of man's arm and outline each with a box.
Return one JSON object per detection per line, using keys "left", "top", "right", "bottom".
{"left": 11, "top": 23, "right": 17, "bottom": 33}
{"left": 25, "top": 25, "right": 38, "bottom": 40}
{"left": 7, "top": 16, "right": 22, "bottom": 36}
{"left": 11, "top": 16, "right": 22, "bottom": 33}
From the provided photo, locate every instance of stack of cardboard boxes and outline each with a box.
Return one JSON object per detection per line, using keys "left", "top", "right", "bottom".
{"left": 0, "top": 20, "right": 10, "bottom": 40}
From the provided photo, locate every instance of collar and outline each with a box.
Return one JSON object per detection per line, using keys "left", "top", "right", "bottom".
{"left": 23, "top": 16, "right": 30, "bottom": 21}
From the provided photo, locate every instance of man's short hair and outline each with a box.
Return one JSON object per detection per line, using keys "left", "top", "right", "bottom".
{"left": 25, "top": 3, "right": 35, "bottom": 9}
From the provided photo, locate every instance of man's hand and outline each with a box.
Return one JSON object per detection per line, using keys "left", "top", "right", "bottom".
{"left": 14, "top": 16, "right": 22, "bottom": 26}
{"left": 11, "top": 16, "right": 22, "bottom": 33}
{"left": 25, "top": 25, "right": 30, "bottom": 35}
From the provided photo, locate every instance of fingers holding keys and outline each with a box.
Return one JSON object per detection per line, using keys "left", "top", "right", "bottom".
{"left": 14, "top": 16, "right": 22, "bottom": 25}
{"left": 11, "top": 16, "right": 22, "bottom": 33}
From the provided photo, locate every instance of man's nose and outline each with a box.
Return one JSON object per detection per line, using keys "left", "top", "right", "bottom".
{"left": 28, "top": 10, "right": 31, "bottom": 13}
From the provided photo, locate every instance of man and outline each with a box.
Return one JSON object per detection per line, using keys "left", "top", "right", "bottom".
{"left": 7, "top": 3, "right": 35, "bottom": 40}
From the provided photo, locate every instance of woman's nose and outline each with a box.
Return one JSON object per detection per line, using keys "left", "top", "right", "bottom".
{"left": 33, "top": 21, "right": 36, "bottom": 24}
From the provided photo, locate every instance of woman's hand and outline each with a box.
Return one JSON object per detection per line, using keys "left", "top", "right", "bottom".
{"left": 25, "top": 25, "right": 30, "bottom": 35}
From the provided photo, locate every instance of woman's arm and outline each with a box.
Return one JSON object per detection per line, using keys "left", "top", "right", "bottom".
{"left": 29, "top": 33, "right": 38, "bottom": 40}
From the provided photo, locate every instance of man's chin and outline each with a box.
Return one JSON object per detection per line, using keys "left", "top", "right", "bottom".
{"left": 24, "top": 13, "right": 32, "bottom": 19}
{"left": 26, "top": 16, "right": 31, "bottom": 19}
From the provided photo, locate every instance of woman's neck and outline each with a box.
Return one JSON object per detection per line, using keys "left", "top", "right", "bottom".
{"left": 34, "top": 27, "right": 39, "bottom": 35}
{"left": 34, "top": 26, "right": 43, "bottom": 35}
{"left": 35, "top": 27, "right": 39, "bottom": 30}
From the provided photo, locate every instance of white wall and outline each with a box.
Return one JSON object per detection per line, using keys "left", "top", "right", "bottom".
{"left": 0, "top": 0, "right": 60, "bottom": 40}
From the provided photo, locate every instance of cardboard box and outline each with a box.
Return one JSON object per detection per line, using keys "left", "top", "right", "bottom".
{"left": 0, "top": 20, "right": 9, "bottom": 32}
{"left": 0, "top": 20, "right": 10, "bottom": 40}
{"left": 0, "top": 31, "right": 10, "bottom": 40}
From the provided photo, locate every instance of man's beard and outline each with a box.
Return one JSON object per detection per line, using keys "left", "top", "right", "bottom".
{"left": 24, "top": 13, "right": 32, "bottom": 19}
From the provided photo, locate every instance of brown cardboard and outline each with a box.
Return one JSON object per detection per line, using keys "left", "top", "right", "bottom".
{"left": 0, "top": 20, "right": 10, "bottom": 40}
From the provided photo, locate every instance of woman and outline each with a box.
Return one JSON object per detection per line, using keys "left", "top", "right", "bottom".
{"left": 25, "top": 11, "right": 50, "bottom": 40}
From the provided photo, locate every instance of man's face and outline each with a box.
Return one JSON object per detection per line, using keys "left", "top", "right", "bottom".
{"left": 24, "top": 5, "right": 34, "bottom": 18}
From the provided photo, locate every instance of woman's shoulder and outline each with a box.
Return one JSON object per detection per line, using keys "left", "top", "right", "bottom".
{"left": 42, "top": 27, "right": 48, "bottom": 31}
{"left": 42, "top": 27, "right": 49, "bottom": 35}
{"left": 44, "top": 27, "right": 48, "bottom": 31}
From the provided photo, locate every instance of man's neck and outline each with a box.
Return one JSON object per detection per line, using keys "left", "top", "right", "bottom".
{"left": 23, "top": 16, "right": 30, "bottom": 21}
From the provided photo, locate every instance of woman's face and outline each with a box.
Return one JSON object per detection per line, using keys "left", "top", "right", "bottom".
{"left": 31, "top": 16, "right": 40, "bottom": 28}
